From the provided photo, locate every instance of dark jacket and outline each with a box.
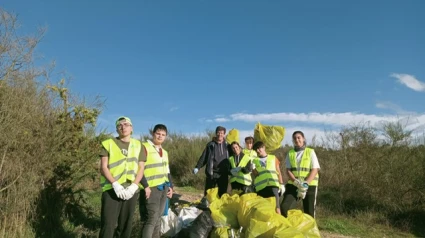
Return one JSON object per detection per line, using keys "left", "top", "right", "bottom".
{"left": 196, "top": 140, "right": 230, "bottom": 177}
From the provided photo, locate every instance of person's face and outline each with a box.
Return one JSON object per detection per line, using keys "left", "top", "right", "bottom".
{"left": 231, "top": 144, "right": 241, "bottom": 155}
{"left": 216, "top": 130, "right": 225, "bottom": 142}
{"left": 116, "top": 120, "right": 132, "bottom": 137}
{"left": 152, "top": 129, "right": 167, "bottom": 145}
{"left": 256, "top": 146, "right": 267, "bottom": 157}
{"left": 293, "top": 133, "right": 305, "bottom": 147}
{"left": 245, "top": 139, "right": 253, "bottom": 149}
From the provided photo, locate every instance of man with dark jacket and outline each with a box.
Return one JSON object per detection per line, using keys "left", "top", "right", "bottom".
{"left": 193, "top": 126, "right": 231, "bottom": 197}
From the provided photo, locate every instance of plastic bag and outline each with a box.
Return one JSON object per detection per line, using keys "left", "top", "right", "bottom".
{"left": 210, "top": 193, "right": 240, "bottom": 228}
{"left": 176, "top": 210, "right": 214, "bottom": 238}
{"left": 254, "top": 122, "right": 285, "bottom": 153}
{"left": 210, "top": 227, "right": 229, "bottom": 238}
{"left": 160, "top": 208, "right": 179, "bottom": 237}
{"left": 176, "top": 206, "right": 202, "bottom": 232}
{"left": 206, "top": 187, "right": 219, "bottom": 204}
{"left": 245, "top": 214, "right": 292, "bottom": 237}
{"left": 226, "top": 128, "right": 240, "bottom": 144}
{"left": 286, "top": 209, "right": 321, "bottom": 237}
{"left": 237, "top": 194, "right": 275, "bottom": 228}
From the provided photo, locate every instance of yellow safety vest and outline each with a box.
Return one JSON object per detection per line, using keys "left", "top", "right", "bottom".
{"left": 229, "top": 154, "right": 252, "bottom": 185}
{"left": 141, "top": 142, "right": 169, "bottom": 188}
{"left": 100, "top": 138, "right": 141, "bottom": 192}
{"left": 243, "top": 148, "right": 257, "bottom": 158}
{"left": 253, "top": 155, "right": 280, "bottom": 191}
{"left": 287, "top": 147, "right": 319, "bottom": 186}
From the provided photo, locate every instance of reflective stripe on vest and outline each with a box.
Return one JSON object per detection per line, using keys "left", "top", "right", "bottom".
{"left": 253, "top": 155, "right": 280, "bottom": 191}
{"left": 141, "top": 142, "right": 169, "bottom": 188}
{"left": 229, "top": 154, "right": 252, "bottom": 185}
{"left": 287, "top": 147, "right": 319, "bottom": 186}
{"left": 100, "top": 138, "right": 141, "bottom": 192}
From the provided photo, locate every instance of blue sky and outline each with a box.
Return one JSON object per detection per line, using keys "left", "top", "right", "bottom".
{"left": 3, "top": 0, "right": 425, "bottom": 144}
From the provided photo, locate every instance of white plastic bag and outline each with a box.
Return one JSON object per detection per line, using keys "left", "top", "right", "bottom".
{"left": 176, "top": 207, "right": 202, "bottom": 232}
{"left": 160, "top": 208, "right": 178, "bottom": 237}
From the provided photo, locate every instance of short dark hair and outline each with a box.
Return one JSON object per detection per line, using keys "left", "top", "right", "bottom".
{"left": 153, "top": 124, "right": 168, "bottom": 134}
{"left": 292, "top": 131, "right": 305, "bottom": 139}
{"left": 245, "top": 136, "right": 254, "bottom": 142}
{"left": 253, "top": 141, "right": 265, "bottom": 151}
{"left": 230, "top": 141, "right": 241, "bottom": 147}
{"left": 215, "top": 126, "right": 226, "bottom": 134}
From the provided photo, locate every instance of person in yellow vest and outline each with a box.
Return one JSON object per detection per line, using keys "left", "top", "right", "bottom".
{"left": 99, "top": 116, "right": 146, "bottom": 238}
{"left": 139, "top": 124, "right": 173, "bottom": 238}
{"left": 228, "top": 141, "right": 253, "bottom": 194}
{"left": 281, "top": 131, "right": 320, "bottom": 218}
{"left": 242, "top": 136, "right": 257, "bottom": 158}
{"left": 252, "top": 141, "right": 285, "bottom": 215}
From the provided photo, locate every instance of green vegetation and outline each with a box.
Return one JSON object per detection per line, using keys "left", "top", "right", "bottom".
{"left": 1, "top": 8, "right": 424, "bottom": 238}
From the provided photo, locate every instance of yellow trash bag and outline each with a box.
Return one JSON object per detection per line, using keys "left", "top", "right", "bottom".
{"left": 286, "top": 209, "right": 321, "bottom": 237}
{"left": 237, "top": 194, "right": 276, "bottom": 228}
{"left": 273, "top": 227, "right": 305, "bottom": 238}
{"left": 226, "top": 128, "right": 240, "bottom": 144}
{"left": 210, "top": 194, "right": 240, "bottom": 228}
{"left": 254, "top": 122, "right": 285, "bottom": 153}
{"left": 245, "top": 215, "right": 291, "bottom": 238}
{"left": 206, "top": 187, "right": 219, "bottom": 204}
{"left": 210, "top": 227, "right": 229, "bottom": 238}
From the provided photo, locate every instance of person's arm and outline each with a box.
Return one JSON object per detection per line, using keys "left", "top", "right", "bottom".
{"left": 241, "top": 160, "right": 252, "bottom": 174}
{"left": 132, "top": 144, "right": 147, "bottom": 185}
{"left": 195, "top": 144, "right": 209, "bottom": 169}
{"left": 305, "top": 150, "right": 320, "bottom": 184}
{"left": 275, "top": 158, "right": 284, "bottom": 184}
{"left": 284, "top": 153, "right": 297, "bottom": 182}
{"left": 139, "top": 145, "right": 149, "bottom": 188}
{"left": 100, "top": 156, "right": 116, "bottom": 183}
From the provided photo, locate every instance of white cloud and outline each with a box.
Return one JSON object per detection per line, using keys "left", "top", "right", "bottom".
{"left": 223, "top": 112, "right": 425, "bottom": 128}
{"left": 169, "top": 106, "right": 179, "bottom": 112}
{"left": 375, "top": 101, "right": 414, "bottom": 115}
{"left": 215, "top": 117, "right": 230, "bottom": 122}
{"left": 390, "top": 73, "right": 425, "bottom": 92}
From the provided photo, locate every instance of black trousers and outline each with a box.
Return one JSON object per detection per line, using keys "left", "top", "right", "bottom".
{"left": 257, "top": 186, "right": 280, "bottom": 209}
{"left": 204, "top": 173, "right": 228, "bottom": 197}
{"left": 139, "top": 186, "right": 168, "bottom": 238}
{"left": 99, "top": 189, "right": 138, "bottom": 238}
{"left": 281, "top": 184, "right": 318, "bottom": 218}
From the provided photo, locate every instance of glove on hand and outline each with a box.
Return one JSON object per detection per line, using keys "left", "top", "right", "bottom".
{"left": 298, "top": 182, "right": 309, "bottom": 192}
{"left": 279, "top": 184, "right": 286, "bottom": 196}
{"left": 293, "top": 179, "right": 303, "bottom": 188}
{"left": 193, "top": 168, "right": 199, "bottom": 175}
{"left": 112, "top": 181, "right": 126, "bottom": 200}
{"left": 230, "top": 167, "right": 241, "bottom": 176}
{"left": 125, "top": 183, "right": 139, "bottom": 199}
{"left": 297, "top": 189, "right": 307, "bottom": 199}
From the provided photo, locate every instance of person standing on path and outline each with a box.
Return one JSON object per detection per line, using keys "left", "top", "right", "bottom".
{"left": 281, "top": 131, "right": 320, "bottom": 218}
{"left": 99, "top": 116, "right": 145, "bottom": 238}
{"left": 193, "top": 126, "right": 231, "bottom": 197}
{"left": 139, "top": 124, "right": 174, "bottom": 238}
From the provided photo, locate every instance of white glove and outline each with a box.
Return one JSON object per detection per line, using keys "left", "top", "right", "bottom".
{"left": 230, "top": 167, "right": 241, "bottom": 176}
{"left": 293, "top": 179, "right": 303, "bottom": 188}
{"left": 279, "top": 184, "right": 286, "bottom": 196}
{"left": 297, "top": 190, "right": 307, "bottom": 199}
{"left": 112, "top": 181, "right": 126, "bottom": 199}
{"left": 193, "top": 168, "right": 199, "bottom": 174}
{"left": 125, "top": 183, "right": 139, "bottom": 199}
